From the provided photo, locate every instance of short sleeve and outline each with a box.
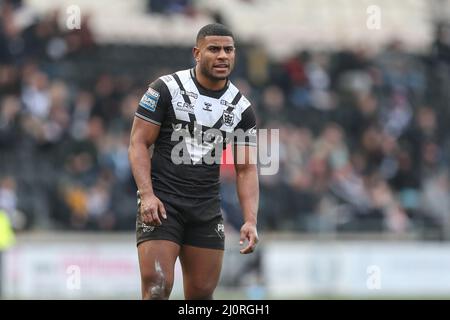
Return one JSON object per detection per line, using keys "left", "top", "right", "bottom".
{"left": 135, "top": 78, "right": 171, "bottom": 125}
{"left": 234, "top": 106, "right": 257, "bottom": 146}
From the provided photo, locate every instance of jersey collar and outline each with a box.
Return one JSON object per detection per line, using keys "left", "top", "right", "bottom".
{"left": 190, "top": 68, "right": 230, "bottom": 99}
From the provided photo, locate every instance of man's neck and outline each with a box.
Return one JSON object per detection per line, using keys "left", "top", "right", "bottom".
{"left": 194, "top": 66, "right": 227, "bottom": 91}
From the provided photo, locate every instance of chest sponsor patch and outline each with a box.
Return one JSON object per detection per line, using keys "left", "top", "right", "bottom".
{"left": 139, "top": 87, "right": 160, "bottom": 112}
{"left": 176, "top": 101, "right": 195, "bottom": 114}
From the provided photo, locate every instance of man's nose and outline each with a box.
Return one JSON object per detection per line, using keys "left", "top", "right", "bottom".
{"left": 217, "top": 48, "right": 228, "bottom": 59}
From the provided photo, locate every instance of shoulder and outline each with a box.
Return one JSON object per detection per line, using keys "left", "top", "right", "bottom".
{"left": 228, "top": 81, "right": 252, "bottom": 112}
{"left": 153, "top": 69, "right": 192, "bottom": 96}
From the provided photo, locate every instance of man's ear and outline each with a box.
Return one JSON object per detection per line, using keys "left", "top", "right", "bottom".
{"left": 193, "top": 47, "right": 200, "bottom": 62}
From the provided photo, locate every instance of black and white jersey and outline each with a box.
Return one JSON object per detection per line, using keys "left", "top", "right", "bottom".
{"left": 135, "top": 68, "right": 256, "bottom": 199}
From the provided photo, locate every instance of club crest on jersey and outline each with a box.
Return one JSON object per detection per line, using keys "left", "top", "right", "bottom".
{"left": 222, "top": 110, "right": 234, "bottom": 126}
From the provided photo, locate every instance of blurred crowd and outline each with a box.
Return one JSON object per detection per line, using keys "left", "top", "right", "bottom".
{"left": 1, "top": 1, "right": 450, "bottom": 239}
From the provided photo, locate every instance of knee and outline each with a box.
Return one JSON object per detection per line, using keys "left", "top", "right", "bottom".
{"left": 185, "top": 282, "right": 217, "bottom": 300}
{"left": 141, "top": 271, "right": 173, "bottom": 300}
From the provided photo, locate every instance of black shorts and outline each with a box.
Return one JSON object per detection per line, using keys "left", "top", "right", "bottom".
{"left": 136, "top": 189, "right": 225, "bottom": 250}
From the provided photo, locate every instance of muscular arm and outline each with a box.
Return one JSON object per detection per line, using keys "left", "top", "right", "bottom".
{"left": 234, "top": 145, "right": 259, "bottom": 254}
{"left": 128, "top": 117, "right": 166, "bottom": 225}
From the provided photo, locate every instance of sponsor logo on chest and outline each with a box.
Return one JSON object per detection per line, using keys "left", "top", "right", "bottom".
{"left": 176, "top": 101, "right": 195, "bottom": 114}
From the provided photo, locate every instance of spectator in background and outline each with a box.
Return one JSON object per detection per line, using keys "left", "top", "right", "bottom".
{"left": 0, "top": 176, "right": 26, "bottom": 230}
{"left": 147, "top": 0, "right": 195, "bottom": 16}
{"left": 0, "top": 206, "right": 15, "bottom": 299}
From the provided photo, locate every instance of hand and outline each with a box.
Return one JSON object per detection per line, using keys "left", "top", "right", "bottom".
{"left": 137, "top": 191, "right": 167, "bottom": 226}
{"left": 239, "top": 222, "right": 258, "bottom": 254}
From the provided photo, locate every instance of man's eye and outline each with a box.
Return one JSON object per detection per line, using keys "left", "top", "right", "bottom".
{"left": 225, "top": 48, "right": 233, "bottom": 53}
{"left": 209, "top": 47, "right": 219, "bottom": 52}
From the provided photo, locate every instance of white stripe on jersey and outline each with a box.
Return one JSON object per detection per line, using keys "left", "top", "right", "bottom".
{"left": 159, "top": 69, "right": 253, "bottom": 164}
{"left": 159, "top": 69, "right": 251, "bottom": 132}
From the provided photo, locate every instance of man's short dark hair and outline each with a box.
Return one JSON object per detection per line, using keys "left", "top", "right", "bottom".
{"left": 196, "top": 23, "right": 234, "bottom": 44}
